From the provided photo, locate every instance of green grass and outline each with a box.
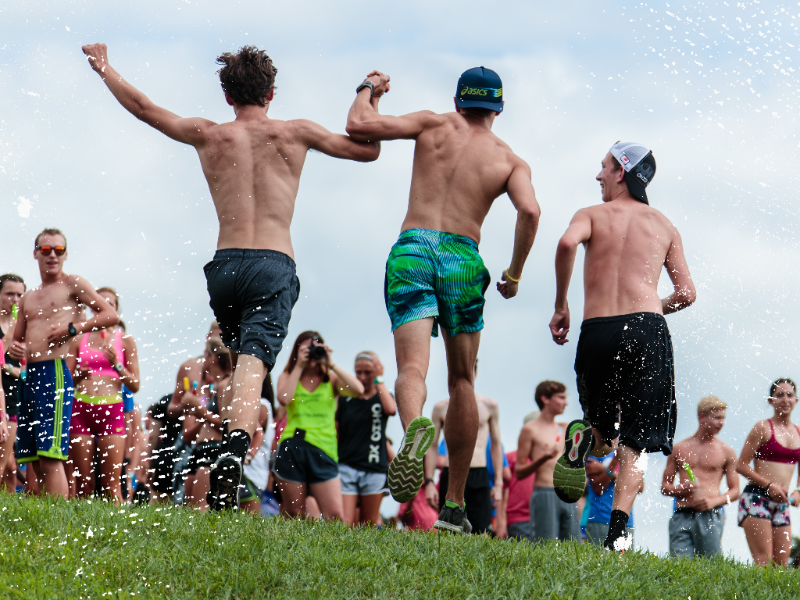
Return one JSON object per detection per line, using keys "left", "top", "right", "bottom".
{"left": 0, "top": 494, "right": 798, "bottom": 599}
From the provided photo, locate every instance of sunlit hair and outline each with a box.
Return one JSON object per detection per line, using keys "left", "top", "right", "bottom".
{"left": 697, "top": 395, "right": 727, "bottom": 416}
{"left": 769, "top": 378, "right": 797, "bottom": 399}
{"left": 206, "top": 337, "right": 232, "bottom": 373}
{"left": 0, "top": 273, "right": 25, "bottom": 294}
{"left": 97, "top": 287, "right": 120, "bottom": 313}
{"left": 284, "top": 331, "right": 324, "bottom": 374}
{"left": 34, "top": 227, "right": 67, "bottom": 249}
{"left": 216, "top": 46, "right": 278, "bottom": 107}
{"left": 355, "top": 351, "right": 376, "bottom": 365}
{"left": 534, "top": 380, "right": 566, "bottom": 410}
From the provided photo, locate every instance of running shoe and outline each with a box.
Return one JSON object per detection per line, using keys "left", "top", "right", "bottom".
{"left": 434, "top": 501, "right": 472, "bottom": 534}
{"left": 387, "top": 416, "right": 435, "bottom": 503}
{"left": 207, "top": 455, "right": 242, "bottom": 511}
{"left": 553, "top": 419, "right": 594, "bottom": 503}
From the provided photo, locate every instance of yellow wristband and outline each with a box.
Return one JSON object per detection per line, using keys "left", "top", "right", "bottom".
{"left": 504, "top": 268, "right": 521, "bottom": 283}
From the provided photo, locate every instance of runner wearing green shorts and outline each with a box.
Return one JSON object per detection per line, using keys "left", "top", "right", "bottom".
{"left": 347, "top": 67, "right": 541, "bottom": 533}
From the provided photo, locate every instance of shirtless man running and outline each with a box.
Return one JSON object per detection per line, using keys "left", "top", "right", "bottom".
{"left": 347, "top": 67, "right": 540, "bottom": 533}
{"left": 549, "top": 142, "right": 696, "bottom": 551}
{"left": 516, "top": 381, "right": 578, "bottom": 541}
{"left": 82, "top": 44, "right": 379, "bottom": 510}
{"left": 9, "top": 228, "right": 118, "bottom": 497}
{"left": 661, "top": 395, "right": 740, "bottom": 557}
{"left": 425, "top": 361, "right": 503, "bottom": 534}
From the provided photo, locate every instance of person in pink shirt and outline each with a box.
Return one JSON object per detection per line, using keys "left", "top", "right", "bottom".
{"left": 496, "top": 446, "right": 536, "bottom": 541}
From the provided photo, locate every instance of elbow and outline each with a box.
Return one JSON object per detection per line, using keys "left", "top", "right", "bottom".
{"left": 522, "top": 202, "right": 541, "bottom": 224}
{"left": 734, "top": 461, "right": 746, "bottom": 476}
{"left": 682, "top": 286, "right": 697, "bottom": 307}
{"left": 556, "top": 236, "right": 577, "bottom": 257}
{"left": 127, "top": 380, "right": 141, "bottom": 394}
{"left": 357, "top": 142, "right": 381, "bottom": 163}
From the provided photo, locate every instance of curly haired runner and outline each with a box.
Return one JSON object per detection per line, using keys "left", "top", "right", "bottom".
{"left": 82, "top": 43, "right": 380, "bottom": 510}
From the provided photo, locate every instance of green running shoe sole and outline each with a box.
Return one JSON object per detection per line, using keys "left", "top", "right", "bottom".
{"left": 387, "top": 416, "right": 435, "bottom": 503}
{"left": 553, "top": 419, "right": 594, "bottom": 503}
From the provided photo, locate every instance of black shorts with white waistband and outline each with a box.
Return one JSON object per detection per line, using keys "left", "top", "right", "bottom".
{"left": 575, "top": 312, "right": 676, "bottom": 455}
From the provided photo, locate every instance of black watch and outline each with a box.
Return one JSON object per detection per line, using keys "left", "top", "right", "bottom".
{"left": 424, "top": 477, "right": 434, "bottom": 486}
{"left": 356, "top": 80, "right": 375, "bottom": 97}
{"left": 68, "top": 322, "right": 77, "bottom": 337}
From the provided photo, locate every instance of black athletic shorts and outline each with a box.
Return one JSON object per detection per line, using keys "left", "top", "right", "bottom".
{"left": 438, "top": 467, "right": 492, "bottom": 535}
{"left": 272, "top": 434, "right": 339, "bottom": 485}
{"left": 574, "top": 312, "right": 676, "bottom": 455}
{"left": 188, "top": 441, "right": 221, "bottom": 474}
{"left": 204, "top": 248, "right": 300, "bottom": 371}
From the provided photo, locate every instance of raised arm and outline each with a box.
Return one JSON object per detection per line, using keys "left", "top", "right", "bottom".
{"left": 496, "top": 161, "right": 541, "bottom": 300}
{"left": 294, "top": 119, "right": 379, "bottom": 163}
{"left": 82, "top": 43, "right": 215, "bottom": 147}
{"left": 549, "top": 209, "right": 592, "bottom": 345}
{"left": 346, "top": 71, "right": 435, "bottom": 142}
{"left": 661, "top": 226, "right": 697, "bottom": 314}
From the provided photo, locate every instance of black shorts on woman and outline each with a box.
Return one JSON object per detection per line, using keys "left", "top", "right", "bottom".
{"left": 574, "top": 312, "right": 676, "bottom": 455}
{"left": 204, "top": 249, "right": 300, "bottom": 370}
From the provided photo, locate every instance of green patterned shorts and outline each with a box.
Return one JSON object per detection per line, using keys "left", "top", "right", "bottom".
{"left": 384, "top": 228, "right": 491, "bottom": 338}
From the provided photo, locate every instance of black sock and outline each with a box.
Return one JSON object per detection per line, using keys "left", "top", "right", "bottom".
{"left": 224, "top": 429, "right": 251, "bottom": 463}
{"left": 604, "top": 509, "right": 629, "bottom": 550}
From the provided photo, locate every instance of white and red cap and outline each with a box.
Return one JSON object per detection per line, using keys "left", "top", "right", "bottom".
{"left": 609, "top": 142, "right": 656, "bottom": 205}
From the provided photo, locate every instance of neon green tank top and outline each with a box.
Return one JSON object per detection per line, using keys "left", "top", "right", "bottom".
{"left": 279, "top": 379, "right": 338, "bottom": 461}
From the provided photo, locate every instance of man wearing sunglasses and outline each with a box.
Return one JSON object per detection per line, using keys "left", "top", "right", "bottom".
{"left": 9, "top": 228, "right": 118, "bottom": 498}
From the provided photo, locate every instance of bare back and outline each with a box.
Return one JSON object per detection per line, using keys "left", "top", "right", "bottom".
{"left": 582, "top": 199, "right": 676, "bottom": 320}
{"left": 402, "top": 112, "right": 520, "bottom": 242}
{"left": 197, "top": 118, "right": 310, "bottom": 257}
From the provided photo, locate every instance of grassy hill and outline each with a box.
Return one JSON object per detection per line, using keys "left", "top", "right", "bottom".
{"left": 0, "top": 493, "right": 797, "bottom": 599}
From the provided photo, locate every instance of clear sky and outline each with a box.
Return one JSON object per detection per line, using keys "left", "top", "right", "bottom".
{"left": 2, "top": 0, "right": 799, "bottom": 560}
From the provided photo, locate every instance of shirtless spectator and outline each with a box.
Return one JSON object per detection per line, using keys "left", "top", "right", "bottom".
{"left": 549, "top": 142, "right": 696, "bottom": 551}
{"left": 9, "top": 228, "right": 118, "bottom": 497}
{"left": 661, "top": 395, "right": 739, "bottom": 558}
{"left": 425, "top": 361, "right": 503, "bottom": 535}
{"left": 516, "top": 381, "right": 578, "bottom": 542}
{"left": 83, "top": 43, "right": 379, "bottom": 511}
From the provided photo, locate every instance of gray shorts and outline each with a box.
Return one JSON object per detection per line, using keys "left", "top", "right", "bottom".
{"left": 204, "top": 249, "right": 300, "bottom": 370}
{"left": 339, "top": 463, "right": 387, "bottom": 496}
{"left": 585, "top": 522, "right": 635, "bottom": 547}
{"left": 530, "top": 487, "right": 580, "bottom": 542}
{"left": 506, "top": 521, "right": 531, "bottom": 542}
{"left": 669, "top": 507, "right": 724, "bottom": 557}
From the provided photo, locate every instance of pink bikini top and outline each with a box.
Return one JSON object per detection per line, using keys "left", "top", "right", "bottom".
{"left": 78, "top": 329, "right": 124, "bottom": 378}
{"left": 754, "top": 420, "right": 800, "bottom": 464}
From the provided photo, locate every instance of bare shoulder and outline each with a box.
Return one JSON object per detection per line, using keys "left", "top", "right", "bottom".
{"left": 432, "top": 399, "right": 449, "bottom": 421}
{"left": 64, "top": 274, "right": 92, "bottom": 291}
{"left": 751, "top": 419, "right": 771, "bottom": 438}
{"left": 717, "top": 438, "right": 738, "bottom": 459}
{"left": 476, "top": 393, "right": 498, "bottom": 409}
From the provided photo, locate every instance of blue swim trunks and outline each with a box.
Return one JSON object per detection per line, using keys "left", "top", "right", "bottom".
{"left": 384, "top": 228, "right": 491, "bottom": 338}
{"left": 15, "top": 359, "right": 74, "bottom": 463}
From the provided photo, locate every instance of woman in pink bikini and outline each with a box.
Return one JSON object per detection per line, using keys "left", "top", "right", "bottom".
{"left": 66, "top": 287, "right": 140, "bottom": 501}
{"left": 736, "top": 378, "right": 800, "bottom": 566}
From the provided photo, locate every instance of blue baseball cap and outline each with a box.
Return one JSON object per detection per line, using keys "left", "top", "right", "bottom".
{"left": 456, "top": 66, "right": 503, "bottom": 113}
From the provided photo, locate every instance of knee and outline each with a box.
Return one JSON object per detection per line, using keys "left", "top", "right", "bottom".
{"left": 397, "top": 365, "right": 425, "bottom": 383}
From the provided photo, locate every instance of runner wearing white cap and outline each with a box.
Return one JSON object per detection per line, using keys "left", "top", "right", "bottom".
{"left": 548, "top": 142, "right": 697, "bottom": 551}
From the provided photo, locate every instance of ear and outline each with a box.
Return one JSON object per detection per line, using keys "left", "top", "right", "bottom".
{"left": 454, "top": 97, "right": 461, "bottom": 113}
{"left": 615, "top": 166, "right": 626, "bottom": 184}
{"left": 266, "top": 88, "right": 275, "bottom": 103}
{"left": 225, "top": 93, "right": 235, "bottom": 107}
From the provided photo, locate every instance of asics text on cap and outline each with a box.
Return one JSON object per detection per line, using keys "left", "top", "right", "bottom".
{"left": 456, "top": 66, "right": 503, "bottom": 113}
{"left": 609, "top": 142, "right": 657, "bottom": 205}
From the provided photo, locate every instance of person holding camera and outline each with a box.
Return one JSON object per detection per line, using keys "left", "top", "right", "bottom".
{"left": 336, "top": 351, "right": 396, "bottom": 526}
{"left": 273, "top": 331, "right": 364, "bottom": 520}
